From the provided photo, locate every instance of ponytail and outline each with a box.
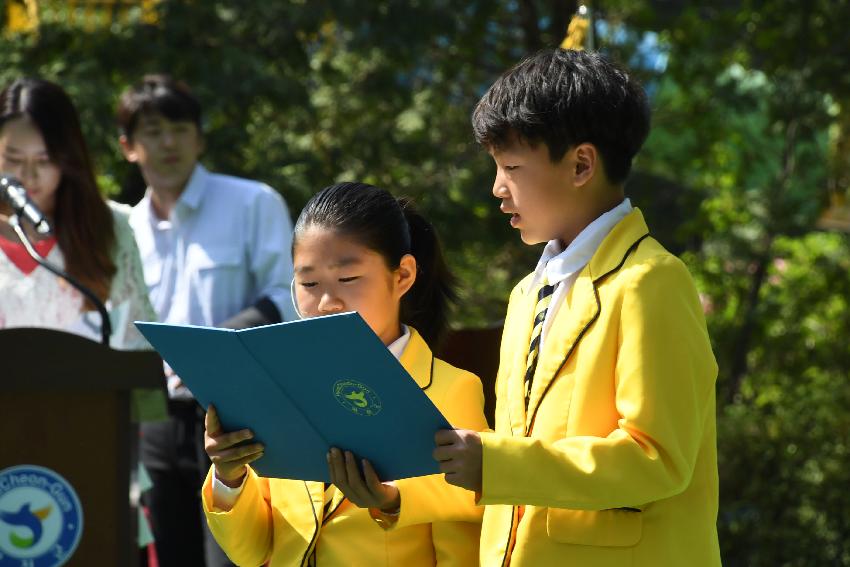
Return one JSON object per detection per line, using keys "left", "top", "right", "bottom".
{"left": 398, "top": 198, "right": 456, "bottom": 348}
{"left": 293, "top": 182, "right": 456, "bottom": 348}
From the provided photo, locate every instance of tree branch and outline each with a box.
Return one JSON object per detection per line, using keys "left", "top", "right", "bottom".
{"left": 724, "top": 119, "right": 800, "bottom": 404}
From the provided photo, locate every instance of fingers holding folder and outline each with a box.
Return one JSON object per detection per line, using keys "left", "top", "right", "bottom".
{"left": 204, "top": 404, "right": 265, "bottom": 488}
{"left": 328, "top": 447, "right": 401, "bottom": 514}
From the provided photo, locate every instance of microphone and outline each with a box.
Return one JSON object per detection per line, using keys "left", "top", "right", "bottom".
{"left": 0, "top": 175, "right": 52, "bottom": 235}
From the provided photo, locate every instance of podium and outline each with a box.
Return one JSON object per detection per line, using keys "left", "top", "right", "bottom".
{"left": 0, "top": 328, "right": 164, "bottom": 566}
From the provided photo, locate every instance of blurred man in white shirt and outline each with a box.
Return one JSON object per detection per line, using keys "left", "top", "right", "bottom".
{"left": 119, "top": 74, "right": 295, "bottom": 567}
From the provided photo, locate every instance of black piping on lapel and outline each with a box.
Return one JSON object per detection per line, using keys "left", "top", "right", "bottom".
{"left": 420, "top": 354, "right": 435, "bottom": 391}
{"left": 321, "top": 493, "right": 345, "bottom": 527}
{"left": 593, "top": 233, "right": 651, "bottom": 286}
{"left": 300, "top": 481, "right": 320, "bottom": 567}
{"left": 526, "top": 233, "right": 650, "bottom": 433}
{"left": 500, "top": 504, "right": 519, "bottom": 567}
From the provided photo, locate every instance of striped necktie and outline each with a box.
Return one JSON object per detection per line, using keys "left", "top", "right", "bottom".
{"left": 524, "top": 278, "right": 555, "bottom": 410}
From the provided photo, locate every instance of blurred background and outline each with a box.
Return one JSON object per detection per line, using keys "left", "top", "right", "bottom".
{"left": 1, "top": 1, "right": 848, "bottom": 564}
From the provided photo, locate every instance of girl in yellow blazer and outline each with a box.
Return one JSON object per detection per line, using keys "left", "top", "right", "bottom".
{"left": 202, "top": 182, "right": 488, "bottom": 566}
{"left": 435, "top": 49, "right": 720, "bottom": 566}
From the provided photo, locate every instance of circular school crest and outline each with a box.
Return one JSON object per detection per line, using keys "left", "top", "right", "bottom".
{"left": 0, "top": 465, "right": 83, "bottom": 567}
{"left": 333, "top": 379, "right": 383, "bottom": 417}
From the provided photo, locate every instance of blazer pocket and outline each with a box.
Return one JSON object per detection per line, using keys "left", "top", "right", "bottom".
{"left": 546, "top": 507, "right": 642, "bottom": 547}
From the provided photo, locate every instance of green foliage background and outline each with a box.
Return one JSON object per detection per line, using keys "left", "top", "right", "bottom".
{"left": 1, "top": 1, "right": 849, "bottom": 564}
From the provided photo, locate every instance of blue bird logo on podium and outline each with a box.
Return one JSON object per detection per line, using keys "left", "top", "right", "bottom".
{"left": 0, "top": 465, "right": 83, "bottom": 566}
{"left": 333, "top": 379, "right": 383, "bottom": 416}
{"left": 0, "top": 503, "right": 52, "bottom": 549}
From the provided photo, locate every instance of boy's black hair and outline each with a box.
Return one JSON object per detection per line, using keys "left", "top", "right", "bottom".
{"left": 116, "top": 74, "right": 202, "bottom": 138}
{"left": 472, "top": 48, "right": 650, "bottom": 184}
{"left": 293, "top": 182, "right": 456, "bottom": 349}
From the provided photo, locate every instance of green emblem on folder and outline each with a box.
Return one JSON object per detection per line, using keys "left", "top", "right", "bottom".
{"left": 333, "top": 379, "right": 383, "bottom": 416}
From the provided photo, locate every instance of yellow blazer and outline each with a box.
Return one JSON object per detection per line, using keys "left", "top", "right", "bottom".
{"left": 202, "top": 328, "right": 488, "bottom": 567}
{"left": 479, "top": 209, "right": 720, "bottom": 567}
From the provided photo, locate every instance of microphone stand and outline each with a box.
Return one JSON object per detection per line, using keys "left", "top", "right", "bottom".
{"left": 8, "top": 213, "right": 112, "bottom": 347}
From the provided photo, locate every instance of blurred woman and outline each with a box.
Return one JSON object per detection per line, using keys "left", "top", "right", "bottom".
{"left": 0, "top": 77, "right": 155, "bottom": 349}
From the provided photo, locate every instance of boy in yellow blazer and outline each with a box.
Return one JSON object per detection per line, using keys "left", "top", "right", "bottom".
{"left": 434, "top": 49, "right": 721, "bottom": 566}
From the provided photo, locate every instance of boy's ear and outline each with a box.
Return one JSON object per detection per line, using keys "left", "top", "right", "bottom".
{"left": 396, "top": 254, "right": 418, "bottom": 298}
{"left": 119, "top": 135, "right": 137, "bottom": 163}
{"left": 573, "top": 143, "right": 598, "bottom": 187}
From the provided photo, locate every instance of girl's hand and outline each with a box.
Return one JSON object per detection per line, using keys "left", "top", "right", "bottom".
{"left": 204, "top": 405, "right": 264, "bottom": 488}
{"left": 327, "top": 448, "right": 400, "bottom": 513}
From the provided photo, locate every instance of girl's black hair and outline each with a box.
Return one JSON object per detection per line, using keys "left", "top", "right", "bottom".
{"left": 293, "top": 182, "right": 456, "bottom": 348}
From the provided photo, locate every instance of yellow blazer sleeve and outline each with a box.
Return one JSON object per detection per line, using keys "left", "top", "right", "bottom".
{"left": 398, "top": 368, "right": 487, "bottom": 565}
{"left": 393, "top": 367, "right": 487, "bottom": 528}
{"left": 479, "top": 255, "right": 718, "bottom": 510}
{"left": 202, "top": 466, "right": 274, "bottom": 566}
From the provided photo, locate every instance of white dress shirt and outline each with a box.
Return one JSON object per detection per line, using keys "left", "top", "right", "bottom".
{"left": 528, "top": 198, "right": 633, "bottom": 349}
{"left": 130, "top": 164, "right": 296, "bottom": 328}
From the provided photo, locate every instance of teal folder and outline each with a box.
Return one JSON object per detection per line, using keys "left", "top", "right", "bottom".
{"left": 135, "top": 313, "right": 451, "bottom": 482}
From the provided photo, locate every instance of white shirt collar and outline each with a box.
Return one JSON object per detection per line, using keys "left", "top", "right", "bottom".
{"left": 387, "top": 324, "right": 411, "bottom": 359}
{"left": 529, "top": 198, "right": 633, "bottom": 292}
{"left": 178, "top": 164, "right": 209, "bottom": 211}
{"left": 138, "top": 164, "right": 208, "bottom": 229}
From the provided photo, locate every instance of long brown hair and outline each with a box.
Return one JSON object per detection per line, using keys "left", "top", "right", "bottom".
{"left": 0, "top": 78, "right": 116, "bottom": 307}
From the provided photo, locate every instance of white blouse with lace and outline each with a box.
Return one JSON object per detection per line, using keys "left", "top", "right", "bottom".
{"left": 0, "top": 201, "right": 157, "bottom": 350}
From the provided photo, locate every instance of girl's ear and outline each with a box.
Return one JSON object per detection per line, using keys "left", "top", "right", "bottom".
{"left": 395, "top": 254, "right": 417, "bottom": 298}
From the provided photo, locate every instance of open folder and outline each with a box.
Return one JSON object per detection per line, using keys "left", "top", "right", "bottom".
{"left": 135, "top": 313, "right": 451, "bottom": 482}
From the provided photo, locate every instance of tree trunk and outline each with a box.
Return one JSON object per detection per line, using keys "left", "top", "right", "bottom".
{"left": 725, "top": 242, "right": 773, "bottom": 404}
{"left": 518, "top": 0, "right": 543, "bottom": 52}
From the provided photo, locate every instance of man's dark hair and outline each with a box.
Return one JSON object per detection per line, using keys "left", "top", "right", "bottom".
{"left": 116, "top": 74, "right": 202, "bottom": 138}
{"left": 472, "top": 48, "right": 651, "bottom": 184}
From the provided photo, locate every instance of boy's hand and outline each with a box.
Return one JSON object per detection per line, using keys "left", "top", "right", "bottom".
{"left": 204, "top": 405, "right": 264, "bottom": 488}
{"left": 433, "top": 429, "right": 483, "bottom": 492}
{"left": 327, "top": 448, "right": 400, "bottom": 513}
